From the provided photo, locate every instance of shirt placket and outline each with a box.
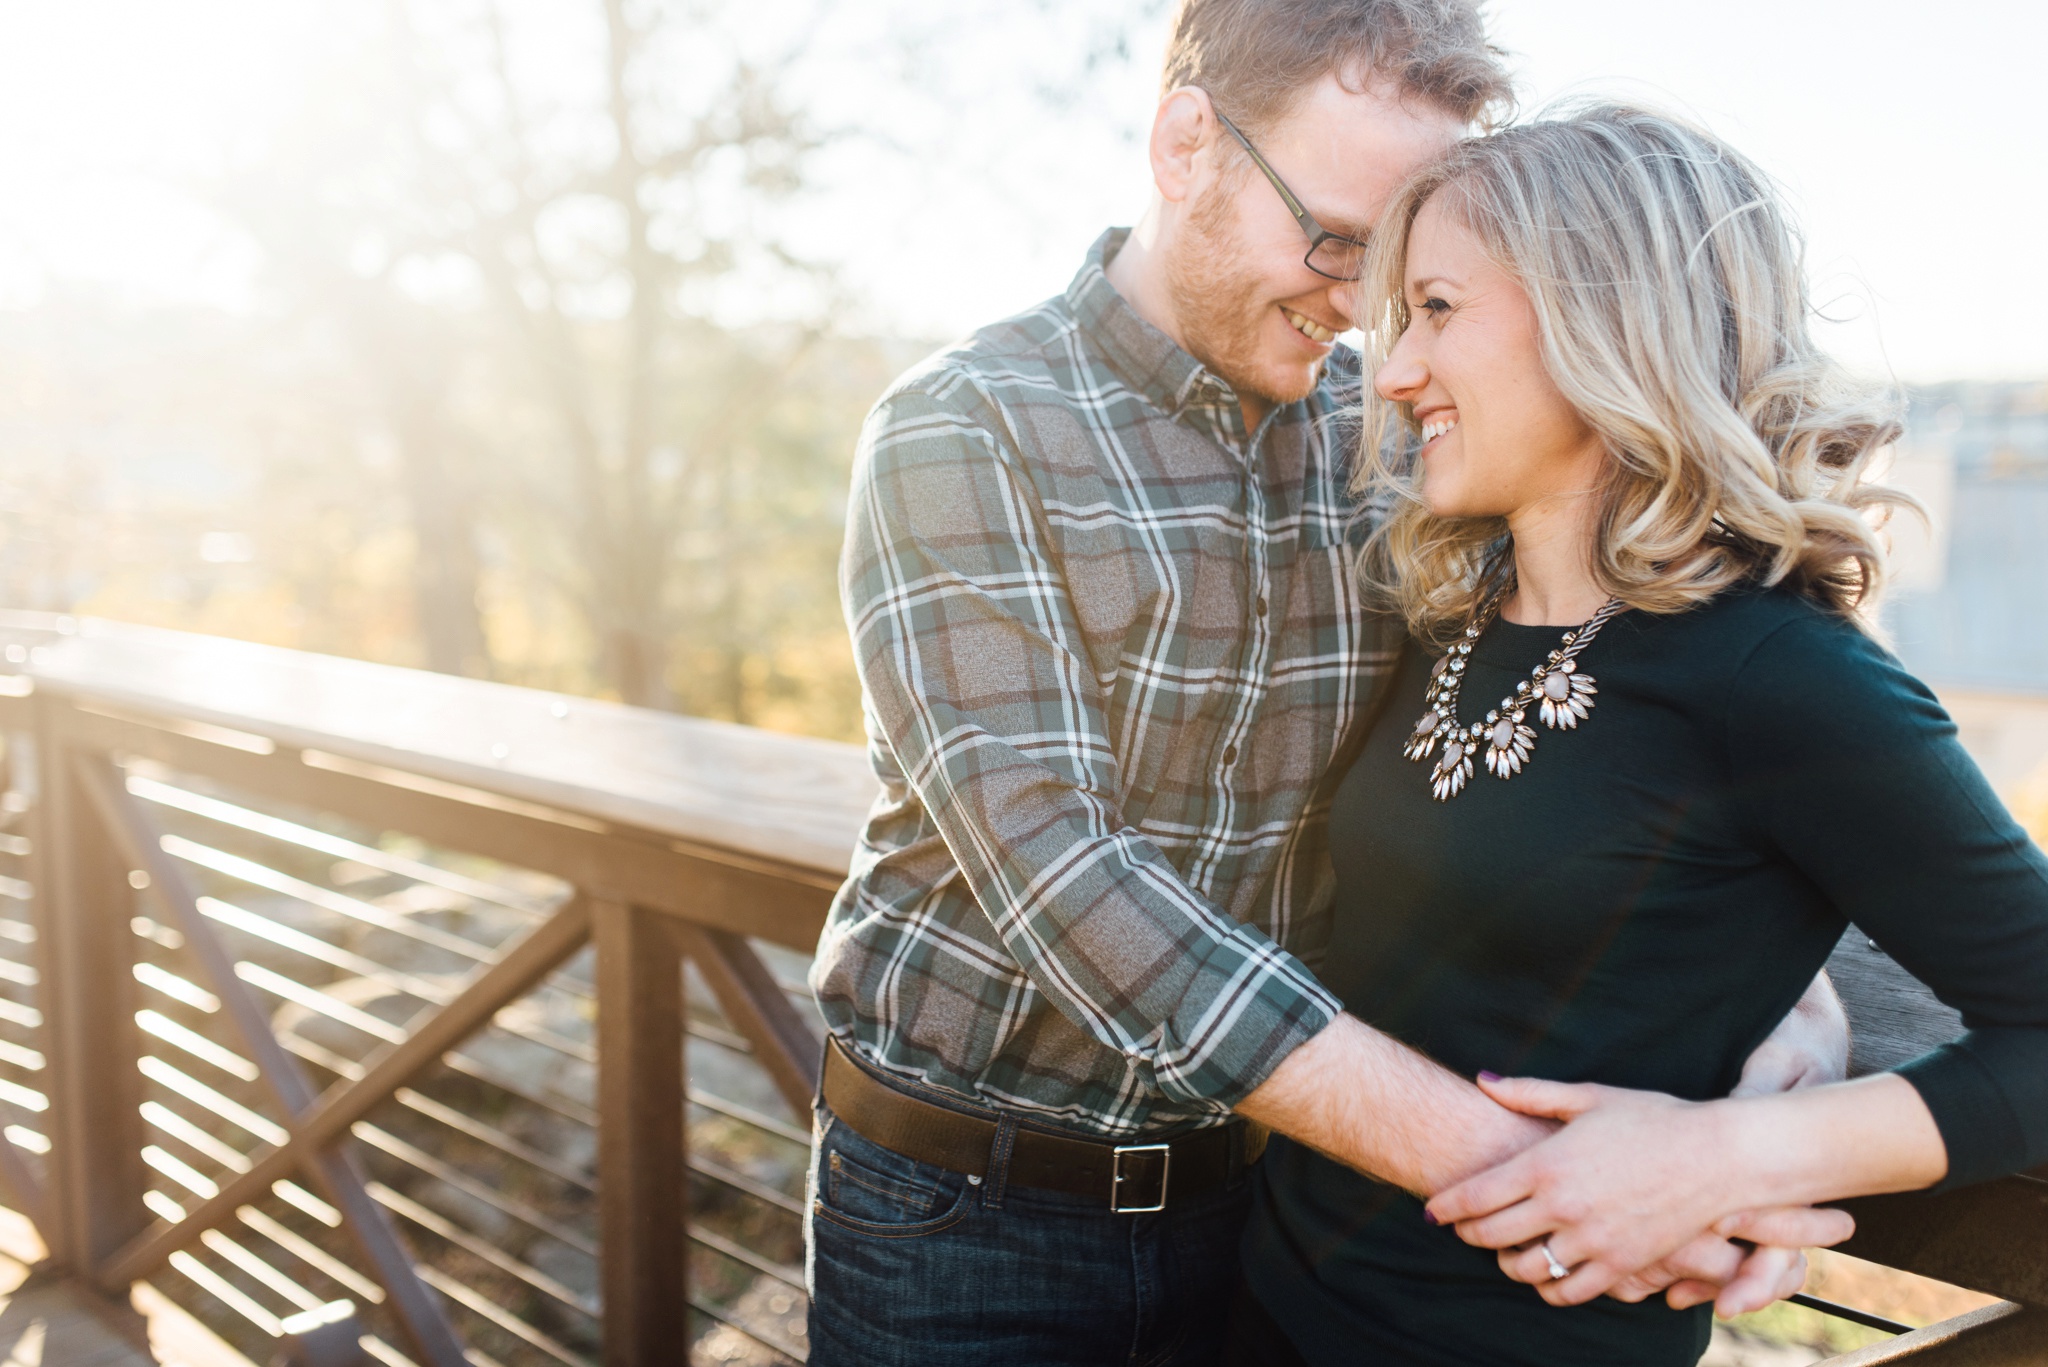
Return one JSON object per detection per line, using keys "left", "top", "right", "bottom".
{"left": 1189, "top": 388, "right": 1278, "bottom": 895}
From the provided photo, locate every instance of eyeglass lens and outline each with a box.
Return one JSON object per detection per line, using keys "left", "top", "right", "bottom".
{"left": 1308, "top": 235, "right": 1367, "bottom": 282}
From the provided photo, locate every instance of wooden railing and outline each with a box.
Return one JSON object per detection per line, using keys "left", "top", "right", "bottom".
{"left": 0, "top": 613, "right": 872, "bottom": 1366}
{"left": 0, "top": 612, "right": 2037, "bottom": 1365}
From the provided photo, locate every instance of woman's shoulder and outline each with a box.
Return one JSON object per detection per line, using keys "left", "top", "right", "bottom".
{"left": 1615, "top": 582, "right": 1919, "bottom": 716}
{"left": 1703, "top": 587, "right": 1948, "bottom": 746}
{"left": 1637, "top": 581, "right": 1872, "bottom": 663}
{"left": 1714, "top": 584, "right": 1899, "bottom": 673}
{"left": 1682, "top": 578, "right": 1838, "bottom": 628}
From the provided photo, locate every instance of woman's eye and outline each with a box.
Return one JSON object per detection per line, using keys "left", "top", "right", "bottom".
{"left": 1418, "top": 297, "right": 1451, "bottom": 318}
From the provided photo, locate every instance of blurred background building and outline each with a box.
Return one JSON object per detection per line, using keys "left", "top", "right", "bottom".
{"left": 1888, "top": 382, "right": 2048, "bottom": 694}
{"left": 1883, "top": 383, "right": 2048, "bottom": 842}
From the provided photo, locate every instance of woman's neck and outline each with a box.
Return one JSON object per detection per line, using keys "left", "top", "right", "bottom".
{"left": 1501, "top": 493, "right": 1608, "bottom": 627}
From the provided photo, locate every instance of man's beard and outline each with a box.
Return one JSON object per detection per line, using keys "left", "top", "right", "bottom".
{"left": 1162, "top": 182, "right": 1320, "bottom": 408}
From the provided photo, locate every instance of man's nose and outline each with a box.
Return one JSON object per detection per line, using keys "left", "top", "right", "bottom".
{"left": 1327, "top": 279, "right": 1361, "bottom": 333}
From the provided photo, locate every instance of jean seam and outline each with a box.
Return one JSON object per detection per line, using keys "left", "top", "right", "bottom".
{"left": 810, "top": 1186, "right": 973, "bottom": 1240}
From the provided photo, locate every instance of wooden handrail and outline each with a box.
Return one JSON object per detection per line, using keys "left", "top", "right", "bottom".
{"left": 0, "top": 613, "right": 874, "bottom": 882}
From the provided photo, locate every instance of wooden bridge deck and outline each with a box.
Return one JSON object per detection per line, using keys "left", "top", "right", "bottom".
{"left": 0, "top": 1208, "right": 250, "bottom": 1367}
{"left": 0, "top": 1276, "right": 155, "bottom": 1367}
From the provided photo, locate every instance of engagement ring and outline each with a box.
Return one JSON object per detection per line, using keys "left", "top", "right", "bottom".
{"left": 1539, "top": 1243, "right": 1570, "bottom": 1281}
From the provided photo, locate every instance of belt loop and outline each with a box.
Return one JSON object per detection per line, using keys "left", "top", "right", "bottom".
{"left": 816, "top": 1035, "right": 836, "bottom": 1112}
{"left": 983, "top": 1114, "right": 1020, "bottom": 1210}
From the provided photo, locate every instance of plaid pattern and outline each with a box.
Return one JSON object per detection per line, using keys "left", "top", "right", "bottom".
{"left": 812, "top": 230, "right": 1401, "bottom": 1137}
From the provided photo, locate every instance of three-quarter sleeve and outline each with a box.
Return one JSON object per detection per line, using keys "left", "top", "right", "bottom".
{"left": 1728, "top": 614, "right": 2048, "bottom": 1187}
{"left": 839, "top": 377, "right": 1340, "bottom": 1110}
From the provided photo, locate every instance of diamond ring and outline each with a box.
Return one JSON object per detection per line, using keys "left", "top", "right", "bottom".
{"left": 1539, "top": 1243, "right": 1570, "bottom": 1281}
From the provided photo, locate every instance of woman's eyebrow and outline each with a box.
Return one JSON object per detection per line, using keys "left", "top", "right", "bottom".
{"left": 1409, "top": 274, "right": 1463, "bottom": 293}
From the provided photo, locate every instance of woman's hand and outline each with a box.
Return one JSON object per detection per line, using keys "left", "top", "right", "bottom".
{"left": 1422, "top": 1076, "right": 1857, "bottom": 1306}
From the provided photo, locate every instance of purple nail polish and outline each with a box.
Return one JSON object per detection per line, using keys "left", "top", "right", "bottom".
{"left": 1422, "top": 1208, "right": 1440, "bottom": 1226}
{"left": 1478, "top": 1070, "right": 1503, "bottom": 1083}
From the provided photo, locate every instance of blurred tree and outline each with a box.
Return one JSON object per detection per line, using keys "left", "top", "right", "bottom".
{"left": 448, "top": 0, "right": 837, "bottom": 709}
{"left": 213, "top": 0, "right": 1170, "bottom": 719}
{"left": 1, "top": 0, "right": 1167, "bottom": 736}
{"left": 213, "top": 32, "right": 500, "bottom": 680}
{"left": 208, "top": 0, "right": 865, "bottom": 716}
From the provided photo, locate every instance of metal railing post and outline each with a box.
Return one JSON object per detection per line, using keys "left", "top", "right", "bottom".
{"left": 594, "top": 899, "right": 690, "bottom": 1365}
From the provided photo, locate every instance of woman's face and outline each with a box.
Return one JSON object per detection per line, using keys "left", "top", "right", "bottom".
{"left": 1373, "top": 194, "right": 1607, "bottom": 520}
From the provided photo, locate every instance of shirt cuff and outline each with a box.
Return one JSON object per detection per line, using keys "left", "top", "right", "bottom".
{"left": 1152, "top": 929, "right": 1342, "bottom": 1112}
{"left": 1896, "top": 1041, "right": 2029, "bottom": 1190}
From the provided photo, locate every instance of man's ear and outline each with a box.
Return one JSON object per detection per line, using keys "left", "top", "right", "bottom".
{"left": 1149, "top": 86, "right": 1219, "bottom": 205}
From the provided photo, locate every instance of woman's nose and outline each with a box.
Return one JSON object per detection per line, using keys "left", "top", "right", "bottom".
{"left": 1374, "top": 339, "right": 1427, "bottom": 404}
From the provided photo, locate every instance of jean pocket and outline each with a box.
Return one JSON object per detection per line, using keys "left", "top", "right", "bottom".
{"left": 813, "top": 1119, "right": 971, "bottom": 1238}
{"left": 831, "top": 1148, "right": 944, "bottom": 1222}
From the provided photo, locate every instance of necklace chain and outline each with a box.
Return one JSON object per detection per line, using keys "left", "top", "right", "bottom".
{"left": 1403, "top": 591, "right": 1627, "bottom": 801}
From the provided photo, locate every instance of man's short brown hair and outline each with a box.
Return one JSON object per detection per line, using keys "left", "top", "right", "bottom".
{"left": 1160, "top": 0, "right": 1514, "bottom": 135}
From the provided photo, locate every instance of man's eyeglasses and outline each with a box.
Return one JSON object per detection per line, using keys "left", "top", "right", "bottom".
{"left": 1214, "top": 110, "right": 1370, "bottom": 283}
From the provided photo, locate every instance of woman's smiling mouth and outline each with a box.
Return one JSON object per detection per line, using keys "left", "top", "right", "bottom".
{"left": 1419, "top": 413, "right": 1460, "bottom": 446}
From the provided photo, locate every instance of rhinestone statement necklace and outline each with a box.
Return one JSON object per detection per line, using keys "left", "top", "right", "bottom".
{"left": 1403, "top": 593, "right": 1627, "bottom": 801}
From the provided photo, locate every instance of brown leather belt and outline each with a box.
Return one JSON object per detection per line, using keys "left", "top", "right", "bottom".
{"left": 821, "top": 1036, "right": 1265, "bottom": 1212}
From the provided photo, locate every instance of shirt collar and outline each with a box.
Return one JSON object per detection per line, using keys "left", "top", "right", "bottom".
{"left": 1067, "top": 228, "right": 1233, "bottom": 422}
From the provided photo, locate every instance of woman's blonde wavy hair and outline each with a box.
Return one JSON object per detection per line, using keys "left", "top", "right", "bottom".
{"left": 1353, "top": 102, "right": 1911, "bottom": 643}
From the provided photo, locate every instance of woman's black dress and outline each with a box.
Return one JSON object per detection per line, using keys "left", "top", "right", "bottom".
{"left": 1243, "top": 586, "right": 2048, "bottom": 1366}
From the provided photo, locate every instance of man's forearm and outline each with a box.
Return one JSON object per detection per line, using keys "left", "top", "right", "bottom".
{"left": 1237, "top": 1013, "right": 1553, "bottom": 1194}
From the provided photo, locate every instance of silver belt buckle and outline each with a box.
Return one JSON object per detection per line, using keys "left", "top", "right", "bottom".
{"left": 1110, "top": 1142, "right": 1171, "bottom": 1213}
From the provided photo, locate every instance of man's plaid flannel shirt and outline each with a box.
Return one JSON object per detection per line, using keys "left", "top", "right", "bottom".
{"left": 811, "top": 231, "right": 1401, "bottom": 1138}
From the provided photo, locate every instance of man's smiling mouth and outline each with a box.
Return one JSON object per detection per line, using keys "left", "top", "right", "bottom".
{"left": 1283, "top": 307, "right": 1336, "bottom": 344}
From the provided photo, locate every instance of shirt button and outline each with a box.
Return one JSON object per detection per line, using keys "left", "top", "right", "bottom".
{"left": 1255, "top": 595, "right": 1268, "bottom": 617}
{"left": 1222, "top": 745, "right": 1238, "bottom": 766}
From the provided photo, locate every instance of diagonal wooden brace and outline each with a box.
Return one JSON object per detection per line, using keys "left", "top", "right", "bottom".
{"left": 79, "top": 755, "right": 590, "bottom": 1364}
{"left": 100, "top": 886, "right": 590, "bottom": 1286}
{"left": 672, "top": 923, "right": 821, "bottom": 1120}
{"left": 80, "top": 755, "right": 473, "bottom": 1365}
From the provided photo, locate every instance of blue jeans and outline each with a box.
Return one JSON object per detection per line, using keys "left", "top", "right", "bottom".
{"left": 804, "top": 1098, "right": 1253, "bottom": 1367}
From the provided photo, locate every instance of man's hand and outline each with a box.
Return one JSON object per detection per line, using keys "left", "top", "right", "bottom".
{"left": 1421, "top": 1077, "right": 1856, "bottom": 1308}
{"left": 1735, "top": 971, "right": 1849, "bottom": 1098}
{"left": 1608, "top": 1238, "right": 1811, "bottom": 1315}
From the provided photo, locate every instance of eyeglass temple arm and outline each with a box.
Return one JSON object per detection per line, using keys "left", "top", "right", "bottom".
{"left": 1213, "top": 110, "right": 1322, "bottom": 237}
